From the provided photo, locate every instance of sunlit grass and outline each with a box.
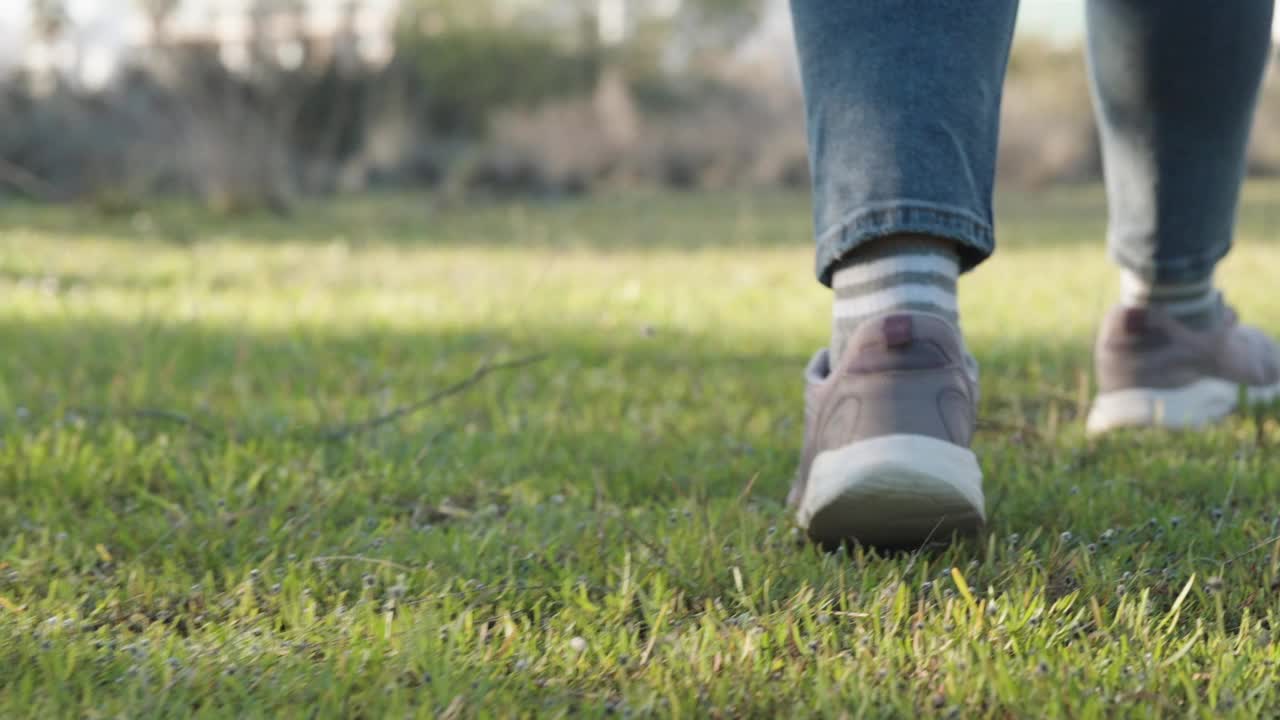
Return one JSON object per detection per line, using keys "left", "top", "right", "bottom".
{"left": 3, "top": 185, "right": 1280, "bottom": 716}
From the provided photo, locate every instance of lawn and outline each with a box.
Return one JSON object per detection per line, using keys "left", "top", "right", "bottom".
{"left": 4, "top": 186, "right": 1280, "bottom": 717}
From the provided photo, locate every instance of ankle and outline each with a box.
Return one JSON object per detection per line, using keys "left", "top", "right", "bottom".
{"left": 830, "top": 234, "right": 961, "bottom": 361}
{"left": 1119, "top": 269, "right": 1221, "bottom": 329}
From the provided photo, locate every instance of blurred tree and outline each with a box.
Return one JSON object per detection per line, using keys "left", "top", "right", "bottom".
{"left": 397, "top": 0, "right": 596, "bottom": 137}
{"left": 394, "top": 0, "right": 768, "bottom": 142}
{"left": 681, "top": 0, "right": 763, "bottom": 39}
{"left": 139, "top": 0, "right": 182, "bottom": 46}
{"left": 28, "top": 0, "right": 71, "bottom": 90}
{"left": 30, "top": 0, "right": 68, "bottom": 43}
{"left": 398, "top": 0, "right": 762, "bottom": 59}
{"left": 247, "top": 0, "right": 306, "bottom": 71}
{"left": 401, "top": 0, "right": 512, "bottom": 33}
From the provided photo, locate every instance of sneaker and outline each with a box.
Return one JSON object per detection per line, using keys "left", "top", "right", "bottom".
{"left": 1087, "top": 301, "right": 1280, "bottom": 433}
{"left": 789, "top": 312, "right": 986, "bottom": 548}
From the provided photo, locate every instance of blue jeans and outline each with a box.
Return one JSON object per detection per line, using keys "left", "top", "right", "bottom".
{"left": 791, "top": 0, "right": 1274, "bottom": 286}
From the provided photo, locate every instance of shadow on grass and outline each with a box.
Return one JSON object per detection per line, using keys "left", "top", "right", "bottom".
{"left": 6, "top": 312, "right": 1280, "bottom": 570}
{"left": 0, "top": 186, "right": 1149, "bottom": 251}
{"left": 7, "top": 187, "right": 1280, "bottom": 277}
{"left": 0, "top": 191, "right": 815, "bottom": 250}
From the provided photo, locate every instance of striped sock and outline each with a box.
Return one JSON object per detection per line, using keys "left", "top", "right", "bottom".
{"left": 831, "top": 236, "right": 960, "bottom": 361}
{"left": 1120, "top": 270, "right": 1221, "bottom": 329}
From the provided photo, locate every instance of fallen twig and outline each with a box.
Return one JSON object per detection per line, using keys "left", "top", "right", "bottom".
{"left": 1224, "top": 533, "right": 1280, "bottom": 565}
{"left": 59, "top": 353, "right": 546, "bottom": 443}
{"left": 317, "top": 353, "right": 547, "bottom": 441}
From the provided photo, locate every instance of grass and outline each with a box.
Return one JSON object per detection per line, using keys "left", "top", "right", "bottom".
{"left": 5, "top": 184, "right": 1280, "bottom": 717}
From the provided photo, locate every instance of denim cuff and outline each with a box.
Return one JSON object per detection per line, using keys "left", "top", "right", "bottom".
{"left": 814, "top": 202, "right": 995, "bottom": 286}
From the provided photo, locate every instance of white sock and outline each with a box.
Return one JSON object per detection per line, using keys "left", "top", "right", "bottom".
{"left": 831, "top": 237, "right": 960, "bottom": 361}
{"left": 1120, "top": 269, "right": 1220, "bottom": 329}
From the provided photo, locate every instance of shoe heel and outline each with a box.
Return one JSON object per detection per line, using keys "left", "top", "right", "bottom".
{"left": 798, "top": 434, "right": 985, "bottom": 548}
{"left": 1086, "top": 379, "right": 1244, "bottom": 433}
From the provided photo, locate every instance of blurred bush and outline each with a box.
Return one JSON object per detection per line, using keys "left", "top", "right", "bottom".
{"left": 0, "top": 49, "right": 415, "bottom": 213}
{"left": 3, "top": 0, "right": 1280, "bottom": 212}
{"left": 403, "top": 28, "right": 596, "bottom": 138}
{"left": 999, "top": 40, "right": 1101, "bottom": 189}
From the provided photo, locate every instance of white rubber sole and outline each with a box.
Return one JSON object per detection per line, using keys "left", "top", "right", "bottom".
{"left": 796, "top": 434, "right": 986, "bottom": 548}
{"left": 1086, "top": 378, "right": 1280, "bottom": 435}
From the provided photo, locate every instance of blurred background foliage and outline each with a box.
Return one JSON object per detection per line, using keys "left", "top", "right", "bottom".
{"left": 3, "top": 0, "right": 1280, "bottom": 215}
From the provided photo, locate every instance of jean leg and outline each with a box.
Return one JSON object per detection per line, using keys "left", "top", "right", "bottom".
{"left": 1087, "top": 0, "right": 1274, "bottom": 283}
{"left": 790, "top": 0, "right": 1021, "bottom": 285}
